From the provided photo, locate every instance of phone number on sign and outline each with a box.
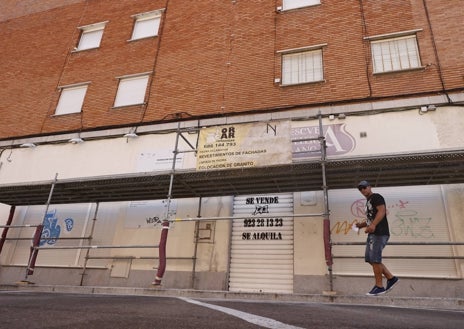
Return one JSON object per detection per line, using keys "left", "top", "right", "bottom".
{"left": 243, "top": 218, "right": 283, "bottom": 227}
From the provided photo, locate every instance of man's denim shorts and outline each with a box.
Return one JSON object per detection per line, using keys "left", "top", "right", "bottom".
{"left": 365, "top": 234, "right": 389, "bottom": 263}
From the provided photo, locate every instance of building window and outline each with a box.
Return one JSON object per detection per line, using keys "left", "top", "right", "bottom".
{"left": 131, "top": 10, "right": 162, "bottom": 40}
{"left": 76, "top": 22, "right": 107, "bottom": 51}
{"left": 114, "top": 74, "right": 149, "bottom": 107}
{"left": 282, "top": 0, "right": 320, "bottom": 11}
{"left": 282, "top": 49, "right": 323, "bottom": 85}
{"left": 55, "top": 84, "right": 88, "bottom": 115}
{"left": 371, "top": 35, "right": 421, "bottom": 73}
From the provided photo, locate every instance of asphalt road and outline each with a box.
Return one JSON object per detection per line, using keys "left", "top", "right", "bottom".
{"left": 0, "top": 291, "right": 462, "bottom": 329}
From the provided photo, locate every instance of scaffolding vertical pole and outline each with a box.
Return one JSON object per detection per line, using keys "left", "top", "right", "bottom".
{"left": 318, "top": 113, "right": 334, "bottom": 292}
{"left": 24, "top": 173, "right": 58, "bottom": 281}
{"left": 153, "top": 124, "right": 181, "bottom": 285}
{"left": 25, "top": 224, "right": 43, "bottom": 277}
{"left": 191, "top": 197, "right": 203, "bottom": 289}
{"left": 0, "top": 205, "right": 16, "bottom": 256}
{"left": 80, "top": 202, "right": 100, "bottom": 286}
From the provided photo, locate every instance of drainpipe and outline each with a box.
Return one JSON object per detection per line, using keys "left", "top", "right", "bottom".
{"left": 423, "top": 0, "right": 453, "bottom": 104}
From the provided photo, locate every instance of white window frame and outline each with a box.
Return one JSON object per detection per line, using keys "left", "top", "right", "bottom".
{"left": 75, "top": 22, "right": 107, "bottom": 51}
{"left": 370, "top": 34, "right": 422, "bottom": 74}
{"left": 114, "top": 74, "right": 150, "bottom": 108}
{"left": 55, "top": 83, "right": 89, "bottom": 115}
{"left": 282, "top": 0, "right": 321, "bottom": 11}
{"left": 280, "top": 45, "right": 325, "bottom": 86}
{"left": 130, "top": 10, "right": 163, "bottom": 41}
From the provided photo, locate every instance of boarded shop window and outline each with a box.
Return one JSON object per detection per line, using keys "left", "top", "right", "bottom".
{"left": 131, "top": 10, "right": 162, "bottom": 40}
{"left": 76, "top": 22, "right": 107, "bottom": 51}
{"left": 282, "top": 0, "right": 320, "bottom": 11}
{"left": 371, "top": 35, "right": 421, "bottom": 73}
{"left": 114, "top": 74, "right": 149, "bottom": 107}
{"left": 281, "top": 49, "right": 324, "bottom": 85}
{"left": 55, "top": 84, "right": 88, "bottom": 115}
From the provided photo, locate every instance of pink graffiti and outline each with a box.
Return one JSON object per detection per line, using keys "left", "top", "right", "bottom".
{"left": 351, "top": 199, "right": 366, "bottom": 218}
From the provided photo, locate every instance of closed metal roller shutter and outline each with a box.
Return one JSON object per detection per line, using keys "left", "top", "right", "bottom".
{"left": 330, "top": 185, "right": 458, "bottom": 278}
{"left": 229, "top": 193, "right": 294, "bottom": 293}
{"left": 8, "top": 203, "right": 114, "bottom": 269}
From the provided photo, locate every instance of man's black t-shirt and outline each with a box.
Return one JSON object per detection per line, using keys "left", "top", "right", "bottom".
{"left": 366, "top": 193, "right": 390, "bottom": 236}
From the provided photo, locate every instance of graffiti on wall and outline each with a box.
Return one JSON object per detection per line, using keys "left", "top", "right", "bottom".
{"left": 331, "top": 198, "right": 435, "bottom": 239}
{"left": 39, "top": 209, "right": 74, "bottom": 246}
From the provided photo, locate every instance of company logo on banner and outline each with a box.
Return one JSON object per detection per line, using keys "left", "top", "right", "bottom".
{"left": 196, "top": 121, "right": 292, "bottom": 171}
{"left": 291, "top": 124, "right": 355, "bottom": 158}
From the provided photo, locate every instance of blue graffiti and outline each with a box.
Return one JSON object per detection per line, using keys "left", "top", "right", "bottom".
{"left": 64, "top": 218, "right": 74, "bottom": 232}
{"left": 40, "top": 210, "right": 62, "bottom": 246}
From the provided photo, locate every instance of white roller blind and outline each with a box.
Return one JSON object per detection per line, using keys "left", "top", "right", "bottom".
{"left": 132, "top": 15, "right": 161, "bottom": 40}
{"left": 78, "top": 29, "right": 104, "bottom": 50}
{"left": 114, "top": 75, "right": 149, "bottom": 107}
{"left": 55, "top": 85, "right": 87, "bottom": 115}
{"left": 283, "top": 0, "right": 320, "bottom": 10}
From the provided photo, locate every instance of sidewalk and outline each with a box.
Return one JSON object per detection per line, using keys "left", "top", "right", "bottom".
{"left": 1, "top": 283, "right": 463, "bottom": 311}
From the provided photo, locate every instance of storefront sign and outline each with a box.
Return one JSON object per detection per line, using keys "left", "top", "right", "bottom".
{"left": 291, "top": 123, "right": 355, "bottom": 158}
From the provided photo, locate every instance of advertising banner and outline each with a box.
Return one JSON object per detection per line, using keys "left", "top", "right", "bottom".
{"left": 196, "top": 121, "right": 292, "bottom": 171}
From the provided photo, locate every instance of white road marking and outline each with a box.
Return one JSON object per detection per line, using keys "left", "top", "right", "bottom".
{"left": 178, "top": 297, "right": 305, "bottom": 329}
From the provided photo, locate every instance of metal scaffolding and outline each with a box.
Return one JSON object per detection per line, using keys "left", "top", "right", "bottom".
{"left": 1, "top": 115, "right": 464, "bottom": 290}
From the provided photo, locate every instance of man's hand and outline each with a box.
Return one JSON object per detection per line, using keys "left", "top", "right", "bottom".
{"left": 356, "top": 221, "right": 367, "bottom": 229}
{"left": 365, "top": 223, "right": 376, "bottom": 234}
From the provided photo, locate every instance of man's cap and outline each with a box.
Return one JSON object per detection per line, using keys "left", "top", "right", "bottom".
{"left": 357, "top": 180, "right": 370, "bottom": 188}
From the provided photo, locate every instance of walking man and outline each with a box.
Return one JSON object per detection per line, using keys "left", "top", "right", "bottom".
{"left": 356, "top": 180, "right": 399, "bottom": 296}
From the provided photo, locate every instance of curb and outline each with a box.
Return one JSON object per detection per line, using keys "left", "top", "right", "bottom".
{"left": 1, "top": 284, "right": 463, "bottom": 311}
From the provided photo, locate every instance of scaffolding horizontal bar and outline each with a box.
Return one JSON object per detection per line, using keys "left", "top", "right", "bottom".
{"left": 85, "top": 256, "right": 195, "bottom": 260}
{"left": 333, "top": 256, "right": 464, "bottom": 259}
{"left": 5, "top": 237, "right": 91, "bottom": 241}
{"left": 170, "top": 213, "right": 326, "bottom": 222}
{"left": 36, "top": 244, "right": 159, "bottom": 250}
{"left": 332, "top": 242, "right": 464, "bottom": 246}
{"left": 0, "top": 224, "right": 40, "bottom": 228}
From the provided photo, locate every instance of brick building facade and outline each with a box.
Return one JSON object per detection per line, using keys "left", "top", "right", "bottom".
{"left": 1, "top": 0, "right": 462, "bottom": 139}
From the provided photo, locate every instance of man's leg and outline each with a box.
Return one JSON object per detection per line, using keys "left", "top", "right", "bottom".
{"left": 380, "top": 263, "right": 394, "bottom": 280}
{"left": 371, "top": 262, "right": 384, "bottom": 287}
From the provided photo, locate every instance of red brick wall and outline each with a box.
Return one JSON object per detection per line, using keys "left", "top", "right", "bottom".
{"left": 0, "top": 0, "right": 84, "bottom": 21}
{"left": 0, "top": 0, "right": 462, "bottom": 139}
